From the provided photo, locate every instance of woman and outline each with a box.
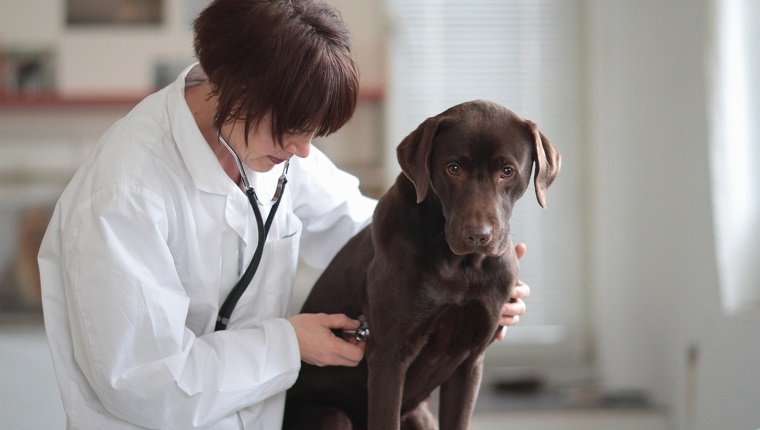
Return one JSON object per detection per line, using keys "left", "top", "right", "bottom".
{"left": 38, "top": 0, "right": 529, "bottom": 428}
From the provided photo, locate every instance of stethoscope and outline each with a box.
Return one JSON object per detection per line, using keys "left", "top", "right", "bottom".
{"left": 215, "top": 131, "right": 290, "bottom": 331}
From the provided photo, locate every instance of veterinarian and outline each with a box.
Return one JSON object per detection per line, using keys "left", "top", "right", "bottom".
{"left": 37, "top": 0, "right": 530, "bottom": 428}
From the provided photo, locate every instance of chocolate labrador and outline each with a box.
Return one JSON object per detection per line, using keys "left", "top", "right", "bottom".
{"left": 284, "top": 100, "right": 561, "bottom": 430}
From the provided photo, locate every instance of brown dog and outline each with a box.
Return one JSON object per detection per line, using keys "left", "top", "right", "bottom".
{"left": 284, "top": 100, "right": 560, "bottom": 429}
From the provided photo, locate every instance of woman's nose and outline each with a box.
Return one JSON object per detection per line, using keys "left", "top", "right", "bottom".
{"left": 284, "top": 135, "right": 312, "bottom": 158}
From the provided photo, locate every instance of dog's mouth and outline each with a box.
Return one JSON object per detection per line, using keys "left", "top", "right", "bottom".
{"left": 446, "top": 227, "right": 509, "bottom": 257}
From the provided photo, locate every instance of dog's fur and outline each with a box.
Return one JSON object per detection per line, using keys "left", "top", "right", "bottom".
{"left": 284, "top": 100, "right": 561, "bottom": 430}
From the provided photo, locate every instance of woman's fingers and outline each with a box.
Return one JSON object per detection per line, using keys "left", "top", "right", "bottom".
{"left": 288, "top": 313, "right": 366, "bottom": 367}
{"left": 515, "top": 242, "right": 527, "bottom": 260}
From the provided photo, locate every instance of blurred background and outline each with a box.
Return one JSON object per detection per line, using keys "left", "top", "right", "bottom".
{"left": 1, "top": 0, "right": 758, "bottom": 429}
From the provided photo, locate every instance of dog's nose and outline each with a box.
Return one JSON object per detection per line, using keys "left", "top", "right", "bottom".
{"left": 465, "top": 225, "right": 493, "bottom": 247}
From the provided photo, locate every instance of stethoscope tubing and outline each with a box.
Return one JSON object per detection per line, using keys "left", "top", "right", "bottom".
{"left": 215, "top": 132, "right": 289, "bottom": 331}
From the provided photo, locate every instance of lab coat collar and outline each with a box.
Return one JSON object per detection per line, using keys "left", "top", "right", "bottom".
{"left": 168, "top": 63, "right": 233, "bottom": 197}
{"left": 167, "top": 64, "right": 283, "bottom": 202}
{"left": 167, "top": 64, "right": 252, "bottom": 242}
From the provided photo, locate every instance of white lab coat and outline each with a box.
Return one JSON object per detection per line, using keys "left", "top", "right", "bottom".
{"left": 38, "top": 64, "right": 376, "bottom": 430}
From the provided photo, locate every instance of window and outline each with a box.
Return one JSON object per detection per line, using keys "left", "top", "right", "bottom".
{"left": 384, "top": 0, "right": 587, "bottom": 367}
{"left": 709, "top": 0, "right": 760, "bottom": 315}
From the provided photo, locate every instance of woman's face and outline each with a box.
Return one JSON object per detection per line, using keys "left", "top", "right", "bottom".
{"left": 221, "top": 117, "right": 314, "bottom": 173}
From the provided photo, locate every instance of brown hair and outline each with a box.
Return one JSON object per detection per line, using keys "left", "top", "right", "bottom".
{"left": 193, "top": 0, "right": 358, "bottom": 145}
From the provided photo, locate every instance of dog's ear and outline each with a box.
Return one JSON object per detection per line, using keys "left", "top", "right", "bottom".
{"left": 396, "top": 116, "right": 443, "bottom": 203}
{"left": 526, "top": 121, "right": 561, "bottom": 208}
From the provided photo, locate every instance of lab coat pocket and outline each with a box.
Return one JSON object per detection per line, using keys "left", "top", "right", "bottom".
{"left": 228, "top": 213, "right": 302, "bottom": 328}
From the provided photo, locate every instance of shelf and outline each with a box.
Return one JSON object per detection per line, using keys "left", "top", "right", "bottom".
{"left": 0, "top": 92, "right": 147, "bottom": 109}
{"left": 0, "top": 86, "right": 384, "bottom": 110}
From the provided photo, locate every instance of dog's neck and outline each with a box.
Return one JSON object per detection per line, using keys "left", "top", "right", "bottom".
{"left": 461, "top": 253, "right": 488, "bottom": 270}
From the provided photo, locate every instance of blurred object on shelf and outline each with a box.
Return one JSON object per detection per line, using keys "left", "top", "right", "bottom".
{"left": 153, "top": 59, "right": 194, "bottom": 90}
{"left": 1, "top": 206, "right": 52, "bottom": 313}
{"left": 0, "top": 47, "right": 56, "bottom": 97}
{"left": 66, "top": 0, "right": 163, "bottom": 26}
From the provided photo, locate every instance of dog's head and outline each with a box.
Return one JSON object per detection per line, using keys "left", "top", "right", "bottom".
{"left": 396, "top": 100, "right": 561, "bottom": 256}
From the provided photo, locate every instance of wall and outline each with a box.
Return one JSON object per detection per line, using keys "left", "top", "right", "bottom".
{"left": 693, "top": 315, "right": 760, "bottom": 430}
{"left": 0, "top": 320, "right": 66, "bottom": 429}
{"left": 0, "top": 0, "right": 195, "bottom": 94}
{"left": 0, "top": 0, "right": 385, "bottom": 93}
{"left": 0, "top": 0, "right": 387, "bottom": 174}
{"left": 585, "top": 1, "right": 759, "bottom": 429}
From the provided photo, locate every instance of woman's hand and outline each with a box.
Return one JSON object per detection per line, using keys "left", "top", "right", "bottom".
{"left": 495, "top": 242, "right": 531, "bottom": 341}
{"left": 288, "top": 313, "right": 366, "bottom": 367}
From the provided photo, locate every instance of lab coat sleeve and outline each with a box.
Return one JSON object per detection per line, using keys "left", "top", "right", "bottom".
{"left": 60, "top": 183, "right": 301, "bottom": 429}
{"left": 291, "top": 147, "right": 377, "bottom": 269}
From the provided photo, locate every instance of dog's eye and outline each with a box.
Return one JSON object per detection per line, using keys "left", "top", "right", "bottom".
{"left": 501, "top": 166, "right": 515, "bottom": 178}
{"left": 446, "top": 163, "right": 462, "bottom": 176}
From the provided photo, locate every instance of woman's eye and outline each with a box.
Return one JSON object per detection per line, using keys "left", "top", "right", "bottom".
{"left": 501, "top": 166, "right": 515, "bottom": 178}
{"left": 446, "top": 163, "right": 461, "bottom": 176}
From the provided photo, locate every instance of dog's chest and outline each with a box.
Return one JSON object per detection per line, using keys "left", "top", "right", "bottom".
{"left": 410, "top": 257, "right": 515, "bottom": 353}
{"left": 424, "top": 256, "right": 513, "bottom": 308}
{"left": 400, "top": 292, "right": 499, "bottom": 405}
{"left": 407, "top": 258, "right": 514, "bottom": 357}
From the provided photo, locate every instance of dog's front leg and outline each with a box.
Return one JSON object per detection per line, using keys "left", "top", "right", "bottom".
{"left": 366, "top": 348, "right": 407, "bottom": 430}
{"left": 438, "top": 353, "right": 485, "bottom": 430}
{"left": 367, "top": 351, "right": 406, "bottom": 430}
